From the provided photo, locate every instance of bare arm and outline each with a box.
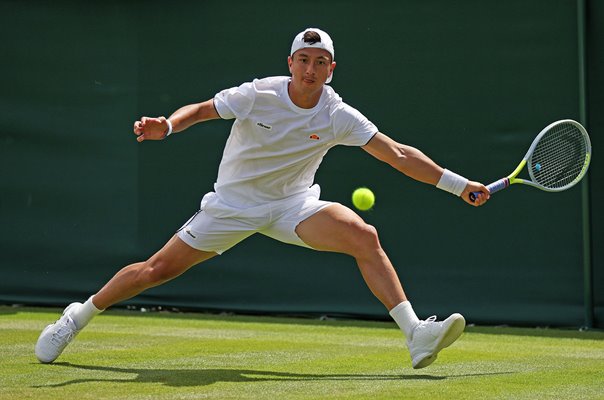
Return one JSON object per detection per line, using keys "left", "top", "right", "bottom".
{"left": 363, "top": 132, "right": 443, "bottom": 184}
{"left": 362, "top": 132, "right": 489, "bottom": 206}
{"left": 133, "top": 99, "right": 220, "bottom": 142}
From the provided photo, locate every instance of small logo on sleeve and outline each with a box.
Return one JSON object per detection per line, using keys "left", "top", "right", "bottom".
{"left": 309, "top": 134, "right": 320, "bottom": 140}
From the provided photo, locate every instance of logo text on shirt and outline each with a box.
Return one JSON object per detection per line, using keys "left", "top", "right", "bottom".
{"left": 256, "top": 122, "right": 272, "bottom": 130}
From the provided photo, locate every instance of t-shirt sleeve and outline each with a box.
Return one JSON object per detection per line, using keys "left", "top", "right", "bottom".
{"left": 214, "top": 81, "right": 256, "bottom": 120}
{"left": 334, "top": 104, "right": 379, "bottom": 146}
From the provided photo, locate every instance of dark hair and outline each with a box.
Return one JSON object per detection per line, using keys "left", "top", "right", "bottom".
{"left": 303, "top": 31, "right": 321, "bottom": 45}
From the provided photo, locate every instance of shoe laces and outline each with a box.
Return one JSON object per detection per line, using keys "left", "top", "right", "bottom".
{"left": 50, "top": 318, "right": 77, "bottom": 346}
{"left": 409, "top": 315, "right": 440, "bottom": 345}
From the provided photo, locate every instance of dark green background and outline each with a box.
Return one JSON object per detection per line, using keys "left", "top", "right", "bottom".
{"left": 1, "top": 0, "right": 602, "bottom": 328}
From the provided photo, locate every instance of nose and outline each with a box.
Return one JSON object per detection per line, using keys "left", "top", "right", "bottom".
{"left": 305, "top": 62, "right": 315, "bottom": 76}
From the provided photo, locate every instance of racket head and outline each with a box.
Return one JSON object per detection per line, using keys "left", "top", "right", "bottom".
{"left": 524, "top": 119, "right": 591, "bottom": 192}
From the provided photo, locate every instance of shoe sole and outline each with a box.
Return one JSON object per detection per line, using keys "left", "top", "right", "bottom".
{"left": 413, "top": 313, "right": 466, "bottom": 369}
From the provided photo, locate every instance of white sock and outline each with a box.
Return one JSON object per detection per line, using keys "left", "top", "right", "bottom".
{"left": 389, "top": 301, "right": 420, "bottom": 338}
{"left": 69, "top": 295, "right": 104, "bottom": 329}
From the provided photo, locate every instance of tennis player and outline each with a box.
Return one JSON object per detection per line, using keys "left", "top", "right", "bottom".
{"left": 36, "top": 28, "right": 490, "bottom": 369}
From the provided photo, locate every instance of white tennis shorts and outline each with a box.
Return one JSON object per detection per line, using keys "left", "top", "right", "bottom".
{"left": 176, "top": 184, "right": 335, "bottom": 254}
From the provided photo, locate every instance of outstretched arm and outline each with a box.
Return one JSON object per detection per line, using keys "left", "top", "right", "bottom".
{"left": 362, "top": 132, "right": 489, "bottom": 206}
{"left": 133, "top": 99, "right": 221, "bottom": 142}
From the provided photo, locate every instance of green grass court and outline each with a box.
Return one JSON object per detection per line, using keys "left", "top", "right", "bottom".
{"left": 1, "top": 306, "right": 603, "bottom": 399}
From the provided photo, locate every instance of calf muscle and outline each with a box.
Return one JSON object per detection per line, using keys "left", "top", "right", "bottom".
{"left": 296, "top": 205, "right": 407, "bottom": 309}
{"left": 92, "top": 236, "right": 217, "bottom": 310}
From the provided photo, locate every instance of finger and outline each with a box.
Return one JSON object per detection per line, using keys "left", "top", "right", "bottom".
{"left": 143, "top": 116, "right": 163, "bottom": 124}
{"left": 468, "top": 191, "right": 483, "bottom": 206}
{"left": 140, "top": 117, "right": 152, "bottom": 129}
{"left": 137, "top": 134, "right": 145, "bottom": 142}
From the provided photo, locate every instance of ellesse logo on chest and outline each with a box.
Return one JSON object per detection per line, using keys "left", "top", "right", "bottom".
{"left": 256, "top": 122, "right": 272, "bottom": 130}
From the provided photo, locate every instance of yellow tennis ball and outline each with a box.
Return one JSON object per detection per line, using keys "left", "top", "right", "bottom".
{"left": 352, "top": 187, "right": 375, "bottom": 211}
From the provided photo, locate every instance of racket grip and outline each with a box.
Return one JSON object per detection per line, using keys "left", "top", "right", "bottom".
{"left": 469, "top": 178, "right": 509, "bottom": 202}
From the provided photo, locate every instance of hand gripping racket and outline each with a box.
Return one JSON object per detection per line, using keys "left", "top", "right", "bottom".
{"left": 470, "top": 119, "right": 591, "bottom": 202}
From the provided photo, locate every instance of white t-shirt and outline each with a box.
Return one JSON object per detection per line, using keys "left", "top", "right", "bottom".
{"left": 213, "top": 76, "right": 378, "bottom": 207}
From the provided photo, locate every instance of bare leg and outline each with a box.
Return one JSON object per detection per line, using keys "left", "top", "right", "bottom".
{"left": 35, "top": 235, "right": 217, "bottom": 363}
{"left": 296, "top": 204, "right": 466, "bottom": 370}
{"left": 93, "top": 235, "right": 217, "bottom": 310}
{"left": 295, "top": 204, "right": 406, "bottom": 310}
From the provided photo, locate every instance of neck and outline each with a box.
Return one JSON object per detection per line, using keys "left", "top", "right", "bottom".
{"left": 288, "top": 81, "right": 323, "bottom": 109}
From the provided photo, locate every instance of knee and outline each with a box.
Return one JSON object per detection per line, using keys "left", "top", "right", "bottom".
{"left": 349, "top": 222, "right": 381, "bottom": 254}
{"left": 137, "top": 257, "right": 177, "bottom": 287}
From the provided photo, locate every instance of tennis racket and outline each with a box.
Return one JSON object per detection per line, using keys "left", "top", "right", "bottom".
{"left": 469, "top": 119, "right": 591, "bottom": 202}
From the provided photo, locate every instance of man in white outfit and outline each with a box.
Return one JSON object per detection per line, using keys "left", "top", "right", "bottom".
{"left": 36, "top": 28, "right": 490, "bottom": 369}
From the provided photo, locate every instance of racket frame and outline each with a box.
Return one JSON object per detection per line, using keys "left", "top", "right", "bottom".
{"left": 470, "top": 119, "right": 591, "bottom": 201}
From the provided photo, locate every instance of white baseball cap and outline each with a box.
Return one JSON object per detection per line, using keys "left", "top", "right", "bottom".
{"left": 290, "top": 28, "right": 335, "bottom": 83}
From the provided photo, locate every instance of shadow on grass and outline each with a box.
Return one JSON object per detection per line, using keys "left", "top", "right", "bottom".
{"left": 33, "top": 362, "right": 511, "bottom": 388}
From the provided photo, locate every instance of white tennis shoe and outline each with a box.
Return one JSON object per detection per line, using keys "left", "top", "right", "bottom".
{"left": 406, "top": 313, "right": 465, "bottom": 369}
{"left": 35, "top": 302, "right": 81, "bottom": 363}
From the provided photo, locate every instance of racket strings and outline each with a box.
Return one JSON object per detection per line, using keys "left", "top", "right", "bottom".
{"left": 534, "top": 131, "right": 585, "bottom": 187}
{"left": 529, "top": 123, "right": 588, "bottom": 189}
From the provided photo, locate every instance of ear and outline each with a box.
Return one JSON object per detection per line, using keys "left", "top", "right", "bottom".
{"left": 287, "top": 56, "right": 293, "bottom": 74}
{"left": 329, "top": 61, "right": 336, "bottom": 77}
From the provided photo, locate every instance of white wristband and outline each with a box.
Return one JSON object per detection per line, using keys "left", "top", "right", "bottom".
{"left": 436, "top": 169, "right": 469, "bottom": 197}
{"left": 164, "top": 119, "right": 173, "bottom": 138}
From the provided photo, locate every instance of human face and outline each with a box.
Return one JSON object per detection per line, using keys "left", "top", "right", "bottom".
{"left": 288, "top": 48, "right": 336, "bottom": 92}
